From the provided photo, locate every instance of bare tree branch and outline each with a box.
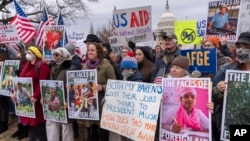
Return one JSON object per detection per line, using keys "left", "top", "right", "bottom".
{"left": 0, "top": 0, "right": 99, "bottom": 24}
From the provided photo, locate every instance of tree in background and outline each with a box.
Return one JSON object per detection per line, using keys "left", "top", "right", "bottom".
{"left": 0, "top": 0, "right": 99, "bottom": 24}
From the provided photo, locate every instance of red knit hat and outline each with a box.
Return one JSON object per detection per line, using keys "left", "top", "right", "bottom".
{"left": 203, "top": 36, "right": 220, "bottom": 48}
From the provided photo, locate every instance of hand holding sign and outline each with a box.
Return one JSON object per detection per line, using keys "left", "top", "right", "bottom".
{"left": 171, "top": 118, "right": 182, "bottom": 133}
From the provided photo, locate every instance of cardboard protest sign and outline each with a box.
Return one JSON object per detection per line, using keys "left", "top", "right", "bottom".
{"left": 0, "top": 60, "right": 20, "bottom": 96}
{"left": 43, "top": 25, "right": 65, "bottom": 60}
{"left": 67, "top": 70, "right": 99, "bottom": 120}
{"left": 221, "top": 70, "right": 250, "bottom": 141}
{"left": 0, "top": 25, "right": 19, "bottom": 43}
{"left": 197, "top": 19, "right": 207, "bottom": 38}
{"left": 175, "top": 20, "right": 203, "bottom": 45}
{"left": 160, "top": 78, "right": 211, "bottom": 141}
{"left": 112, "top": 6, "right": 152, "bottom": 43}
{"left": 206, "top": 0, "right": 241, "bottom": 41}
{"left": 237, "top": 0, "right": 250, "bottom": 35}
{"left": 101, "top": 80, "right": 162, "bottom": 141}
{"left": 13, "top": 77, "right": 35, "bottom": 118}
{"left": 40, "top": 80, "right": 67, "bottom": 123}
{"left": 181, "top": 48, "right": 217, "bottom": 73}
{"left": 68, "top": 31, "right": 85, "bottom": 45}
{"left": 108, "top": 36, "right": 123, "bottom": 56}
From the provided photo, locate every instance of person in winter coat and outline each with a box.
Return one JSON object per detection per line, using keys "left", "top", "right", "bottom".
{"left": 120, "top": 51, "right": 144, "bottom": 82}
{"left": 46, "top": 48, "right": 74, "bottom": 141}
{"left": 11, "top": 46, "right": 50, "bottom": 140}
{"left": 109, "top": 51, "right": 144, "bottom": 141}
{"left": 212, "top": 31, "right": 250, "bottom": 141}
{"left": 64, "top": 42, "right": 82, "bottom": 138}
{"left": 79, "top": 42, "right": 116, "bottom": 141}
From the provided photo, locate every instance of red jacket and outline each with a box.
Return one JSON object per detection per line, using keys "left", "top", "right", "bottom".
{"left": 19, "top": 60, "right": 50, "bottom": 126}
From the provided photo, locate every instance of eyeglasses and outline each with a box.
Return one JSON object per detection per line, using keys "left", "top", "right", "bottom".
{"left": 53, "top": 53, "right": 60, "bottom": 57}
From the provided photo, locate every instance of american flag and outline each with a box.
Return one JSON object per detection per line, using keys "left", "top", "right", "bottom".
{"left": 9, "top": 0, "right": 36, "bottom": 44}
{"left": 57, "top": 11, "right": 68, "bottom": 45}
{"left": 36, "top": 7, "right": 55, "bottom": 47}
{"left": 153, "top": 76, "right": 163, "bottom": 84}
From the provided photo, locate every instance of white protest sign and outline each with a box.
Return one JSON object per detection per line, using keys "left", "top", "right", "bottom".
{"left": 113, "top": 6, "right": 153, "bottom": 43}
{"left": 0, "top": 25, "right": 20, "bottom": 43}
{"left": 101, "top": 80, "right": 162, "bottom": 141}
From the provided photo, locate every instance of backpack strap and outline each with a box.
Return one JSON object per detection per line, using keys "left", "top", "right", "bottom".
{"left": 35, "top": 60, "right": 42, "bottom": 75}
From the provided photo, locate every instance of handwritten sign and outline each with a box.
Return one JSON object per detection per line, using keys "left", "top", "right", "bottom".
{"left": 113, "top": 6, "right": 153, "bottom": 43}
{"left": 237, "top": 0, "right": 250, "bottom": 36}
{"left": 181, "top": 48, "right": 217, "bottom": 73}
{"left": 0, "top": 25, "right": 19, "bottom": 43}
{"left": 175, "top": 20, "right": 202, "bottom": 45}
{"left": 108, "top": 36, "right": 123, "bottom": 56}
{"left": 101, "top": 80, "right": 162, "bottom": 141}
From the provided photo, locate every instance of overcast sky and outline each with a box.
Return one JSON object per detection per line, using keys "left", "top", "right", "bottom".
{"left": 67, "top": 0, "right": 210, "bottom": 36}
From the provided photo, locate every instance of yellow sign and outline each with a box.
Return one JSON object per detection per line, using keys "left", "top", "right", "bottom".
{"left": 175, "top": 20, "right": 202, "bottom": 44}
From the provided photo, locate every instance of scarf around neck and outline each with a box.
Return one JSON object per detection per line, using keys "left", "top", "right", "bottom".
{"left": 176, "top": 105, "right": 202, "bottom": 131}
{"left": 87, "top": 59, "right": 100, "bottom": 69}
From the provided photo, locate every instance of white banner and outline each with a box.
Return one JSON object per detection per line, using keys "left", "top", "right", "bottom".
{"left": 0, "top": 25, "right": 19, "bottom": 43}
{"left": 101, "top": 80, "right": 162, "bottom": 141}
{"left": 112, "top": 6, "right": 153, "bottom": 43}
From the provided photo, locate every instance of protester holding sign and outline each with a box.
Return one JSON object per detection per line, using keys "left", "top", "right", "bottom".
{"left": 212, "top": 31, "right": 250, "bottom": 141}
{"left": 80, "top": 42, "right": 116, "bottom": 141}
{"left": 12, "top": 46, "right": 50, "bottom": 140}
{"left": 46, "top": 48, "right": 74, "bottom": 141}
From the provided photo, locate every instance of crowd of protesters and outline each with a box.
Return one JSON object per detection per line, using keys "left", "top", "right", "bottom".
{"left": 0, "top": 30, "right": 250, "bottom": 141}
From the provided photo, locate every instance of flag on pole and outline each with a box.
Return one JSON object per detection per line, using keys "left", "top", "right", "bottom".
{"left": 36, "top": 7, "right": 55, "bottom": 47}
{"left": 57, "top": 11, "right": 69, "bottom": 45}
{"left": 9, "top": 0, "right": 36, "bottom": 44}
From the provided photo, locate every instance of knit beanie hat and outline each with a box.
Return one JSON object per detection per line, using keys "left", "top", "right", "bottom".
{"left": 180, "top": 87, "right": 196, "bottom": 97}
{"left": 54, "top": 47, "right": 71, "bottom": 60}
{"left": 28, "top": 46, "right": 43, "bottom": 59}
{"left": 204, "top": 36, "right": 220, "bottom": 48}
{"left": 171, "top": 56, "right": 190, "bottom": 71}
{"left": 120, "top": 52, "right": 138, "bottom": 70}
{"left": 64, "top": 43, "right": 75, "bottom": 55}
